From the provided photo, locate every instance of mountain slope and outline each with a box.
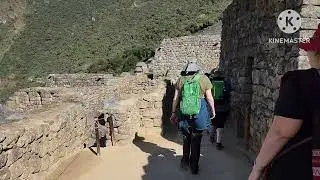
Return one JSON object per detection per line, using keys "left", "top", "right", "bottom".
{"left": 0, "top": 0, "right": 231, "bottom": 102}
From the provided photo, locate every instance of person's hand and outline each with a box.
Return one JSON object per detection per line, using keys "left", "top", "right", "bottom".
{"left": 170, "top": 113, "right": 178, "bottom": 124}
{"left": 210, "top": 112, "right": 216, "bottom": 119}
{"left": 248, "top": 165, "right": 265, "bottom": 180}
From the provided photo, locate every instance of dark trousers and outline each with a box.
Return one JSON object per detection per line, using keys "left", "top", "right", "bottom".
{"left": 212, "top": 111, "right": 229, "bottom": 128}
{"left": 181, "top": 127, "right": 203, "bottom": 170}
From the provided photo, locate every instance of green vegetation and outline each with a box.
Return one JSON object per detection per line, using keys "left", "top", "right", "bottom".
{"left": 87, "top": 45, "right": 155, "bottom": 74}
{"left": 0, "top": 0, "right": 230, "bottom": 102}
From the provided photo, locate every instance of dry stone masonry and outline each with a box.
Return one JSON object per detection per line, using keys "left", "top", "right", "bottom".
{"left": 102, "top": 89, "right": 165, "bottom": 145}
{"left": 0, "top": 28, "right": 221, "bottom": 179}
{"left": 3, "top": 0, "right": 317, "bottom": 175}
{"left": 0, "top": 73, "right": 165, "bottom": 180}
{"left": 46, "top": 74, "right": 115, "bottom": 87}
{"left": 0, "top": 2, "right": 318, "bottom": 179}
{"left": 0, "top": 103, "right": 89, "bottom": 180}
{"left": 5, "top": 87, "right": 79, "bottom": 113}
{"left": 220, "top": 0, "right": 320, "bottom": 152}
{"left": 134, "top": 62, "right": 149, "bottom": 74}
{"left": 150, "top": 35, "right": 221, "bottom": 80}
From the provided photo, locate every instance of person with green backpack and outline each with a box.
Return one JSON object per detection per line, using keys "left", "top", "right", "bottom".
{"left": 209, "top": 70, "right": 231, "bottom": 150}
{"left": 170, "top": 59, "right": 216, "bottom": 175}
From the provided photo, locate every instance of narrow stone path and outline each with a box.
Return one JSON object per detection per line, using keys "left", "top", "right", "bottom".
{"left": 56, "top": 128, "right": 252, "bottom": 180}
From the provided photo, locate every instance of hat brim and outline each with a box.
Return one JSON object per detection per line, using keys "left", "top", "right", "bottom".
{"left": 185, "top": 64, "right": 201, "bottom": 72}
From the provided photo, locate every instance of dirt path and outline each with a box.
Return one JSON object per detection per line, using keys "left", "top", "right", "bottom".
{"left": 56, "top": 129, "right": 252, "bottom": 180}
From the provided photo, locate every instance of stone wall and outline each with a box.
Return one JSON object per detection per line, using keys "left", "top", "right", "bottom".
{"left": 72, "top": 74, "right": 158, "bottom": 115}
{"left": 6, "top": 74, "right": 155, "bottom": 113}
{"left": 150, "top": 35, "right": 221, "bottom": 81}
{"left": 0, "top": 31, "right": 222, "bottom": 178}
{"left": 221, "top": 0, "right": 320, "bottom": 152}
{"left": 101, "top": 81, "right": 166, "bottom": 145}
{"left": 5, "top": 87, "right": 81, "bottom": 113}
{"left": 5, "top": 73, "right": 161, "bottom": 142}
{"left": 138, "top": 91, "right": 165, "bottom": 129}
{"left": 46, "top": 74, "right": 115, "bottom": 87}
{"left": 4, "top": 73, "right": 162, "bottom": 138}
{"left": 0, "top": 70, "right": 168, "bottom": 179}
{"left": 0, "top": 103, "right": 90, "bottom": 180}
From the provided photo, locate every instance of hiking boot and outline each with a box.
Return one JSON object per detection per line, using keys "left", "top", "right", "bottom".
{"left": 216, "top": 142, "right": 224, "bottom": 150}
{"left": 180, "top": 158, "right": 189, "bottom": 170}
{"left": 190, "top": 164, "right": 199, "bottom": 175}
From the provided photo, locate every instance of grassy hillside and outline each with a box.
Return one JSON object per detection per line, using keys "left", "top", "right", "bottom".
{"left": 0, "top": 0, "right": 230, "bottom": 102}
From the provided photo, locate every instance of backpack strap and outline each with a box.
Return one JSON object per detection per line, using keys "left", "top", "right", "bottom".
{"left": 274, "top": 137, "right": 312, "bottom": 160}
{"left": 191, "top": 74, "right": 202, "bottom": 99}
{"left": 191, "top": 74, "right": 201, "bottom": 82}
{"left": 191, "top": 74, "right": 201, "bottom": 99}
{"left": 180, "top": 73, "right": 200, "bottom": 84}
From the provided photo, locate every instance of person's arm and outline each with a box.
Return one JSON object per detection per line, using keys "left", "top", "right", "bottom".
{"left": 253, "top": 116, "right": 302, "bottom": 170}
{"left": 205, "top": 88, "right": 216, "bottom": 117}
{"left": 250, "top": 72, "right": 305, "bottom": 177}
{"left": 202, "top": 75, "right": 215, "bottom": 116}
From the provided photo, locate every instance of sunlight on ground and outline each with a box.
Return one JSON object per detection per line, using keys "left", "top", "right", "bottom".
{"left": 56, "top": 131, "right": 251, "bottom": 180}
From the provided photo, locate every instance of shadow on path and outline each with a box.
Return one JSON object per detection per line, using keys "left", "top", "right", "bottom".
{"left": 133, "top": 133, "right": 186, "bottom": 180}
{"left": 134, "top": 128, "right": 252, "bottom": 180}
{"left": 57, "top": 128, "right": 252, "bottom": 180}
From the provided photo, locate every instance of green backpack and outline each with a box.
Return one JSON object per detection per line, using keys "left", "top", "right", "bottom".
{"left": 180, "top": 74, "right": 201, "bottom": 116}
{"left": 212, "top": 80, "right": 225, "bottom": 100}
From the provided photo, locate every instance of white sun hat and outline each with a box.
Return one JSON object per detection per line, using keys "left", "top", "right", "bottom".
{"left": 184, "top": 58, "right": 201, "bottom": 72}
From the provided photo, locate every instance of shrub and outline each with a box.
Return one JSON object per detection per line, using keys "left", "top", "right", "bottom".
{"left": 87, "top": 46, "right": 155, "bottom": 74}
